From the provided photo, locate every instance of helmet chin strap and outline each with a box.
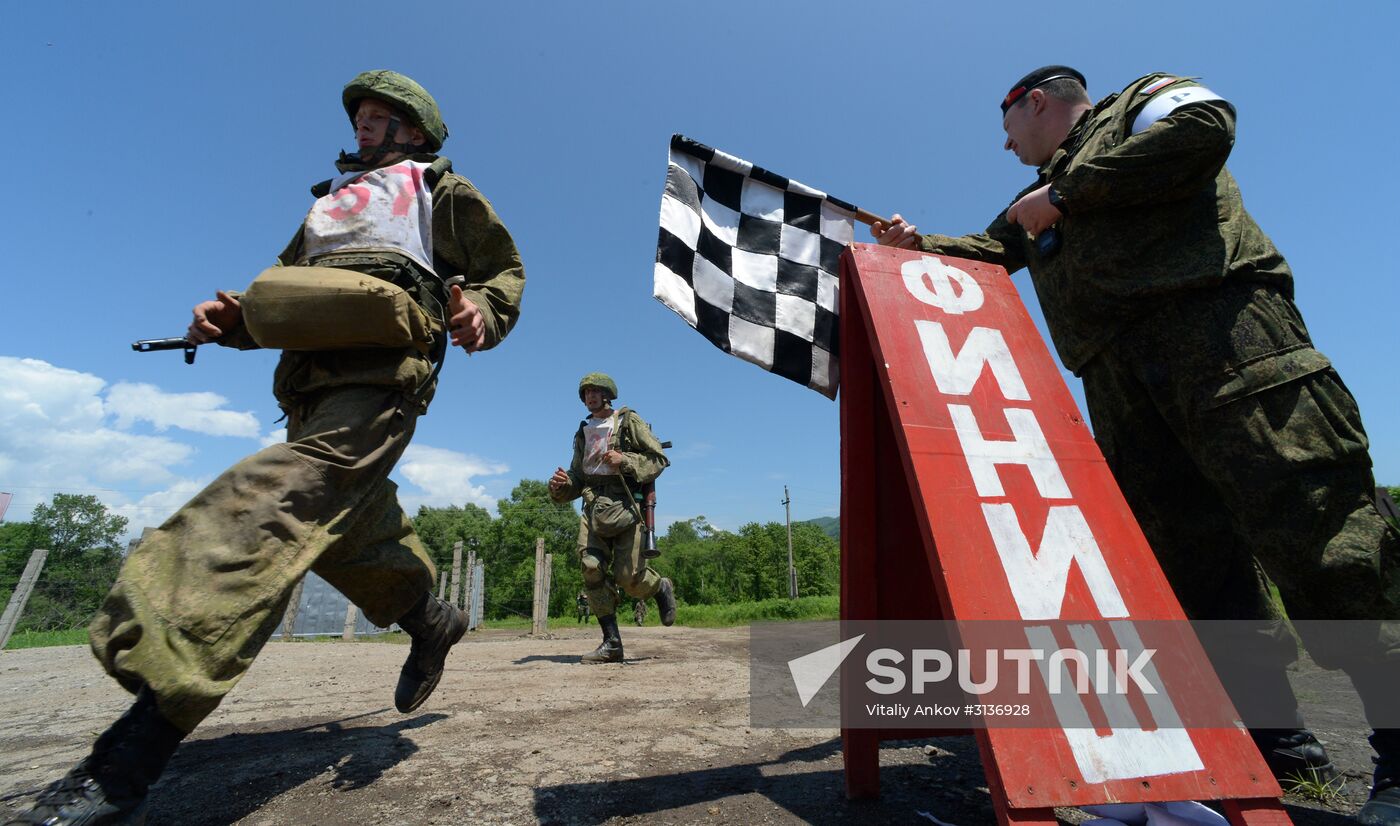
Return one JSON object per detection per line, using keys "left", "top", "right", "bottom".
{"left": 346, "top": 115, "right": 423, "bottom": 166}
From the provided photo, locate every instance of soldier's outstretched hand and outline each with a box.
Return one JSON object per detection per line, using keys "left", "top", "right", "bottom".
{"left": 870, "top": 213, "right": 921, "bottom": 249}
{"left": 188, "top": 290, "right": 241, "bottom": 343}
{"left": 448, "top": 284, "right": 486, "bottom": 352}
{"left": 549, "top": 467, "right": 570, "bottom": 493}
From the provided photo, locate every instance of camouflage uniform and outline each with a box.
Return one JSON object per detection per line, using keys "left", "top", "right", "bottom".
{"left": 88, "top": 149, "right": 523, "bottom": 734}
{"left": 550, "top": 408, "right": 669, "bottom": 619}
{"left": 919, "top": 74, "right": 1399, "bottom": 714}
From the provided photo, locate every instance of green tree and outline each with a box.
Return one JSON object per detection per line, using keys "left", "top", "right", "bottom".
{"left": 0, "top": 520, "right": 52, "bottom": 556}
{"left": 487, "top": 479, "right": 580, "bottom": 620}
{"left": 0, "top": 521, "right": 54, "bottom": 611}
{"left": 31, "top": 493, "right": 128, "bottom": 562}
{"left": 11, "top": 494, "right": 128, "bottom": 632}
{"left": 650, "top": 517, "right": 838, "bottom": 606}
{"left": 789, "top": 522, "right": 840, "bottom": 597}
{"left": 412, "top": 503, "right": 494, "bottom": 572}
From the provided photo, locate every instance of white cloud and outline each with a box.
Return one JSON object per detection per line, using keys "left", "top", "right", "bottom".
{"left": 0, "top": 357, "right": 106, "bottom": 430}
{"left": 0, "top": 356, "right": 261, "bottom": 536}
{"left": 0, "top": 356, "right": 509, "bottom": 539}
{"left": 111, "top": 478, "right": 213, "bottom": 534}
{"left": 394, "top": 443, "right": 508, "bottom": 511}
{"left": 106, "top": 382, "right": 261, "bottom": 438}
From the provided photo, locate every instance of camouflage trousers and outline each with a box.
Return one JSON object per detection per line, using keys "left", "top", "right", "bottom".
{"left": 1081, "top": 281, "right": 1400, "bottom": 725}
{"left": 577, "top": 517, "right": 660, "bottom": 619}
{"left": 88, "top": 378, "right": 437, "bottom": 733}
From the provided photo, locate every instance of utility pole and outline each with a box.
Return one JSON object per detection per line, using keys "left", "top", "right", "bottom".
{"left": 783, "top": 485, "right": 797, "bottom": 599}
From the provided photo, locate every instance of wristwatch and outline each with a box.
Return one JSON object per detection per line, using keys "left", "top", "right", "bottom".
{"left": 1047, "top": 185, "right": 1067, "bottom": 215}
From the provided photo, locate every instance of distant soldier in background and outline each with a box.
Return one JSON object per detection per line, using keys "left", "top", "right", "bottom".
{"left": 577, "top": 591, "right": 592, "bottom": 624}
{"left": 633, "top": 599, "right": 647, "bottom": 627}
{"left": 549, "top": 373, "right": 676, "bottom": 663}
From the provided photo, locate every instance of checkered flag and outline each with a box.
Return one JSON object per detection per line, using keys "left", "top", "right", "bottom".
{"left": 653, "top": 135, "right": 857, "bottom": 399}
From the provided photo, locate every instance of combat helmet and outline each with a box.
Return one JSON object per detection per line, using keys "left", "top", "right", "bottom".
{"left": 578, "top": 373, "right": 618, "bottom": 402}
{"left": 342, "top": 70, "right": 448, "bottom": 152}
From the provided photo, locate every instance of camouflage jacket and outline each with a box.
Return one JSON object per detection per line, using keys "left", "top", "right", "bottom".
{"left": 281, "top": 154, "right": 524, "bottom": 352}
{"left": 550, "top": 407, "right": 670, "bottom": 503}
{"left": 920, "top": 73, "right": 1293, "bottom": 373}
{"left": 215, "top": 154, "right": 525, "bottom": 408}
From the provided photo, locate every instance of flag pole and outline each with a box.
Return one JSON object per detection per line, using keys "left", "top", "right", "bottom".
{"left": 852, "top": 207, "right": 891, "bottom": 228}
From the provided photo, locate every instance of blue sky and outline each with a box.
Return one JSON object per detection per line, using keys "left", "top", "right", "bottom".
{"left": 1, "top": 1, "right": 1396, "bottom": 539}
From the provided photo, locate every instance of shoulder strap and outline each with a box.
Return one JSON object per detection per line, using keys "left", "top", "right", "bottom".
{"left": 610, "top": 408, "right": 632, "bottom": 451}
{"left": 424, "top": 156, "right": 454, "bottom": 189}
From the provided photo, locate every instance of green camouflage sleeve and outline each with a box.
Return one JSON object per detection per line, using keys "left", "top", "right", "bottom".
{"left": 617, "top": 411, "right": 670, "bottom": 485}
{"left": 550, "top": 427, "right": 587, "bottom": 503}
{"left": 1051, "top": 96, "right": 1235, "bottom": 214}
{"left": 211, "top": 288, "right": 262, "bottom": 350}
{"left": 433, "top": 174, "right": 525, "bottom": 352}
{"left": 919, "top": 206, "right": 1029, "bottom": 274}
{"left": 275, "top": 229, "right": 303, "bottom": 267}
{"left": 211, "top": 229, "right": 311, "bottom": 351}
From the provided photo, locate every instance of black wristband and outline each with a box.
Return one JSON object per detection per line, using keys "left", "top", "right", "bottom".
{"left": 1047, "top": 185, "right": 1067, "bottom": 215}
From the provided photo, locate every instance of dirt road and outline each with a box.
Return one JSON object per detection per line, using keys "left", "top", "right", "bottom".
{"left": 0, "top": 626, "right": 1377, "bottom": 824}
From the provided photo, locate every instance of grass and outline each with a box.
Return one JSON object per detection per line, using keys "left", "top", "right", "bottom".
{"left": 666, "top": 595, "right": 839, "bottom": 627}
{"left": 2, "top": 596, "right": 842, "bottom": 650}
{"left": 1280, "top": 770, "right": 1347, "bottom": 805}
{"left": 575, "top": 595, "right": 840, "bottom": 628}
{"left": 4, "top": 628, "right": 90, "bottom": 650}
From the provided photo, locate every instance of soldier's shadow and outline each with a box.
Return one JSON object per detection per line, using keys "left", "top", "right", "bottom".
{"left": 533, "top": 737, "right": 996, "bottom": 825}
{"left": 513, "top": 654, "right": 662, "bottom": 665}
{"left": 146, "top": 710, "right": 445, "bottom": 825}
{"left": 514, "top": 654, "right": 583, "bottom": 664}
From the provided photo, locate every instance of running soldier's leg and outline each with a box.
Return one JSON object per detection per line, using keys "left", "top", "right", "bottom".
{"left": 311, "top": 476, "right": 436, "bottom": 626}
{"left": 89, "top": 383, "right": 420, "bottom": 733}
{"left": 613, "top": 521, "right": 661, "bottom": 601}
{"left": 580, "top": 519, "right": 619, "bottom": 618}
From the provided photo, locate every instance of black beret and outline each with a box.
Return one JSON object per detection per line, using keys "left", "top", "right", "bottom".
{"left": 1001, "top": 65, "right": 1086, "bottom": 114}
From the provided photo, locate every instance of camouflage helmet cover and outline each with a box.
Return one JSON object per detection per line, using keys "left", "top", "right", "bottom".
{"left": 342, "top": 70, "right": 448, "bottom": 151}
{"left": 578, "top": 373, "right": 618, "bottom": 401}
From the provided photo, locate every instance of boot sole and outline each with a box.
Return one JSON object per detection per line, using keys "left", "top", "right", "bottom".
{"left": 658, "top": 578, "right": 677, "bottom": 627}
{"left": 396, "top": 610, "right": 469, "bottom": 713}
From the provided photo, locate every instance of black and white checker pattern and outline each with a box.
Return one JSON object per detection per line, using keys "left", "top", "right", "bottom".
{"left": 653, "top": 135, "right": 854, "bottom": 399}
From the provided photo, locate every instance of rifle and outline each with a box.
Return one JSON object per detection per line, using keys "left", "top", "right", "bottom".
{"left": 639, "top": 439, "right": 672, "bottom": 559}
{"left": 132, "top": 337, "right": 198, "bottom": 365}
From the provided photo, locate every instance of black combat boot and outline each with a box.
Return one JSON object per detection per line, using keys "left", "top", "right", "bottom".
{"left": 581, "top": 614, "right": 623, "bottom": 664}
{"left": 393, "top": 592, "right": 469, "bottom": 713}
{"left": 655, "top": 577, "right": 677, "bottom": 627}
{"left": 8, "top": 687, "right": 185, "bottom": 825}
{"left": 1359, "top": 730, "right": 1400, "bottom": 826}
{"left": 1250, "top": 727, "right": 1337, "bottom": 786}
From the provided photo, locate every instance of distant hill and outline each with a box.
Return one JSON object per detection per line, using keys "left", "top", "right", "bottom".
{"left": 800, "top": 516, "right": 839, "bottom": 540}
